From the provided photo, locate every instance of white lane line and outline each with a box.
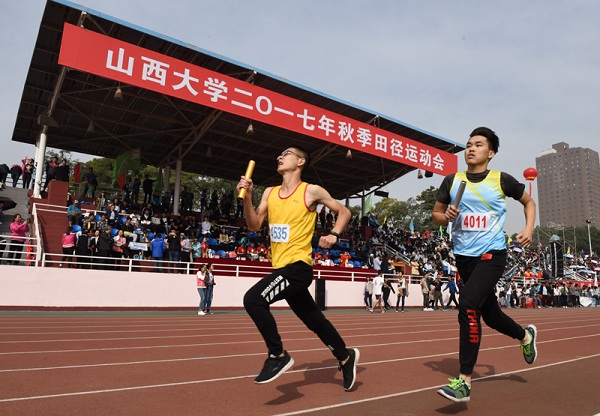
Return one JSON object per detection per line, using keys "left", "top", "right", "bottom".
{"left": 3, "top": 331, "right": 599, "bottom": 373}
{"left": 1, "top": 321, "right": 598, "bottom": 357}
{"left": 2, "top": 320, "right": 598, "bottom": 356}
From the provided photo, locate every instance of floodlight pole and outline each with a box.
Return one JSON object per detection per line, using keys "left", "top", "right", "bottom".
{"left": 586, "top": 220, "right": 593, "bottom": 258}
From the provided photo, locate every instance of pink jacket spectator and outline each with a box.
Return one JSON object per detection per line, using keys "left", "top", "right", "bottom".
{"left": 61, "top": 233, "right": 77, "bottom": 248}
{"left": 10, "top": 221, "right": 30, "bottom": 243}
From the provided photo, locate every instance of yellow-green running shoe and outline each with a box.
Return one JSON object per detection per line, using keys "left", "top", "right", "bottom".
{"left": 437, "top": 377, "right": 471, "bottom": 403}
{"left": 521, "top": 324, "right": 538, "bottom": 364}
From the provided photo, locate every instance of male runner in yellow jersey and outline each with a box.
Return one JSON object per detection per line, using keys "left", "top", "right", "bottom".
{"left": 237, "top": 146, "right": 359, "bottom": 391}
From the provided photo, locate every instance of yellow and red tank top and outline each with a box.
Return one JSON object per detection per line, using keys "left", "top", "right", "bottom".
{"left": 267, "top": 182, "right": 316, "bottom": 268}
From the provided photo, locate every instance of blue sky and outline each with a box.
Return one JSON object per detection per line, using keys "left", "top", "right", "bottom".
{"left": 2, "top": 0, "right": 599, "bottom": 233}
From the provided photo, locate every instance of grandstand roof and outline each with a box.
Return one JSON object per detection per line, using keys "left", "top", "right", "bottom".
{"left": 11, "top": 0, "right": 464, "bottom": 200}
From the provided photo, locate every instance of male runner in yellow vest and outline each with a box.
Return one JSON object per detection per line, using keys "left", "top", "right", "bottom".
{"left": 237, "top": 146, "right": 359, "bottom": 391}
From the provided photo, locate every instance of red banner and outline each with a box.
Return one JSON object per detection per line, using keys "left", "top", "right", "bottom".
{"left": 59, "top": 23, "right": 457, "bottom": 175}
{"left": 72, "top": 162, "right": 81, "bottom": 183}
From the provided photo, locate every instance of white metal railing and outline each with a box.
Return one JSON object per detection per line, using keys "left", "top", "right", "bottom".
{"left": 41, "top": 252, "right": 199, "bottom": 274}
{"left": 0, "top": 233, "right": 39, "bottom": 266}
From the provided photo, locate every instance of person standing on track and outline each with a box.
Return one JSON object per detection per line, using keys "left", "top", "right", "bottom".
{"left": 432, "top": 127, "right": 538, "bottom": 403}
{"left": 237, "top": 145, "right": 359, "bottom": 391}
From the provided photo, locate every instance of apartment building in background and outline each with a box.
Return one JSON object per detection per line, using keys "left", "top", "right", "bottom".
{"left": 536, "top": 142, "right": 600, "bottom": 228}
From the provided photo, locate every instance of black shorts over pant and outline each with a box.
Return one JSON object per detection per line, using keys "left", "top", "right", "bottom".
{"left": 244, "top": 261, "right": 348, "bottom": 361}
{"left": 456, "top": 250, "right": 526, "bottom": 375}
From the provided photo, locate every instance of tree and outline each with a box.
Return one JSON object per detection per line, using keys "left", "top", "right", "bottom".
{"left": 370, "top": 198, "right": 409, "bottom": 228}
{"left": 405, "top": 186, "right": 439, "bottom": 232}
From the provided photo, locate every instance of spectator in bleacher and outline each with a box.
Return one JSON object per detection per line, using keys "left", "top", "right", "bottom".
{"left": 7, "top": 214, "right": 29, "bottom": 265}
{"left": 151, "top": 191, "right": 161, "bottom": 206}
{"left": 67, "top": 200, "right": 82, "bottom": 226}
{"left": 257, "top": 242, "right": 268, "bottom": 260}
{"left": 142, "top": 175, "right": 154, "bottom": 205}
{"left": 139, "top": 208, "right": 152, "bottom": 232}
{"left": 180, "top": 232, "right": 192, "bottom": 266}
{"left": 122, "top": 176, "right": 132, "bottom": 202}
{"left": 325, "top": 209, "right": 334, "bottom": 229}
{"left": 191, "top": 237, "right": 202, "bottom": 263}
{"left": 339, "top": 251, "right": 351, "bottom": 267}
{"left": 96, "top": 227, "right": 113, "bottom": 270}
{"left": 236, "top": 243, "right": 247, "bottom": 260}
{"left": 10, "top": 164, "right": 22, "bottom": 187}
{"left": 105, "top": 204, "right": 118, "bottom": 227}
{"left": 0, "top": 163, "right": 9, "bottom": 188}
{"left": 373, "top": 254, "right": 381, "bottom": 273}
{"left": 85, "top": 167, "right": 98, "bottom": 198}
{"left": 167, "top": 228, "right": 181, "bottom": 273}
{"left": 54, "top": 159, "right": 70, "bottom": 182}
{"left": 181, "top": 186, "right": 193, "bottom": 212}
{"left": 120, "top": 217, "right": 134, "bottom": 237}
{"left": 200, "top": 216, "right": 211, "bottom": 237}
{"left": 43, "top": 156, "right": 59, "bottom": 191}
{"left": 96, "top": 214, "right": 108, "bottom": 232}
{"left": 112, "top": 229, "right": 127, "bottom": 261}
{"left": 218, "top": 228, "right": 229, "bottom": 246}
{"left": 200, "top": 237, "right": 210, "bottom": 258}
{"left": 247, "top": 243, "right": 258, "bottom": 261}
{"left": 132, "top": 177, "right": 141, "bottom": 205}
{"left": 89, "top": 229, "right": 99, "bottom": 266}
{"left": 96, "top": 191, "right": 107, "bottom": 212}
{"left": 75, "top": 228, "right": 91, "bottom": 269}
{"left": 22, "top": 158, "right": 34, "bottom": 189}
{"left": 150, "top": 234, "right": 166, "bottom": 273}
{"left": 60, "top": 226, "right": 76, "bottom": 268}
{"left": 120, "top": 200, "right": 131, "bottom": 214}
{"left": 319, "top": 206, "right": 326, "bottom": 228}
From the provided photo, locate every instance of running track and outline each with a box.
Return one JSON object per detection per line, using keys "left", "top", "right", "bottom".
{"left": 0, "top": 308, "right": 599, "bottom": 415}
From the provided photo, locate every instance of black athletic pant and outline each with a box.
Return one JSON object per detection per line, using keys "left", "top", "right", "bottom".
{"left": 456, "top": 250, "right": 526, "bottom": 375}
{"left": 244, "top": 261, "right": 348, "bottom": 361}
{"left": 446, "top": 292, "right": 459, "bottom": 308}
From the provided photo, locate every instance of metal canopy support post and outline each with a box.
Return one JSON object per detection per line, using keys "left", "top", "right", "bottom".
{"left": 173, "top": 159, "right": 182, "bottom": 215}
{"left": 32, "top": 130, "right": 48, "bottom": 198}
{"left": 32, "top": 11, "right": 88, "bottom": 199}
{"left": 164, "top": 165, "right": 171, "bottom": 200}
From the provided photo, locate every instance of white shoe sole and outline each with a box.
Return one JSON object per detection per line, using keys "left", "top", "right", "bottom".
{"left": 345, "top": 348, "right": 360, "bottom": 391}
{"left": 254, "top": 356, "right": 295, "bottom": 384}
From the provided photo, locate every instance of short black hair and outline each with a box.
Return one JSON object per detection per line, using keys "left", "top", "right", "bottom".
{"left": 470, "top": 127, "right": 499, "bottom": 153}
{"left": 288, "top": 145, "right": 311, "bottom": 170}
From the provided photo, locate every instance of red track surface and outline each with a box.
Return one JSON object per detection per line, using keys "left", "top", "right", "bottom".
{"left": 0, "top": 308, "right": 599, "bottom": 415}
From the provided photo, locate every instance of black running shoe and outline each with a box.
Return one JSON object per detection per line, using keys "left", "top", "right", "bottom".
{"left": 254, "top": 351, "right": 294, "bottom": 384}
{"left": 338, "top": 348, "right": 360, "bottom": 391}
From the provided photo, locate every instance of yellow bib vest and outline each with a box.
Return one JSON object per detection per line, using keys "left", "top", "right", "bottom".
{"left": 267, "top": 182, "right": 316, "bottom": 269}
